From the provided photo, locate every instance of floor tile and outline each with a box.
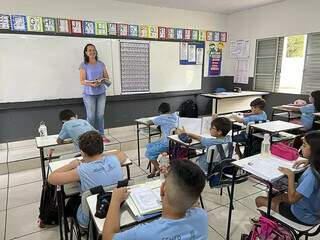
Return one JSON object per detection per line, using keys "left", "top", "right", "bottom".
{"left": 120, "top": 140, "right": 141, "bottom": 151}
{"left": 8, "top": 158, "right": 40, "bottom": 173}
{"left": 0, "top": 164, "right": 8, "bottom": 175}
{"left": 9, "top": 168, "right": 42, "bottom": 187}
{"left": 108, "top": 125, "right": 135, "bottom": 135}
{"left": 123, "top": 164, "right": 147, "bottom": 179}
{"left": 0, "top": 211, "right": 5, "bottom": 240}
{"left": 0, "top": 143, "right": 7, "bottom": 151}
{"left": 7, "top": 181, "right": 42, "bottom": 209}
{"left": 0, "top": 151, "right": 7, "bottom": 164}
{"left": 0, "top": 189, "right": 7, "bottom": 211}
{"left": 13, "top": 227, "right": 59, "bottom": 240}
{"left": 237, "top": 191, "right": 267, "bottom": 213}
{"left": 201, "top": 186, "right": 230, "bottom": 210}
{"left": 8, "top": 139, "right": 36, "bottom": 149}
{"left": 104, "top": 143, "right": 121, "bottom": 151}
{"left": 207, "top": 202, "right": 258, "bottom": 240}
{"left": 8, "top": 147, "right": 39, "bottom": 162}
{"left": 103, "top": 135, "right": 119, "bottom": 146}
{"left": 125, "top": 148, "right": 147, "bottom": 161}
{"left": 0, "top": 174, "right": 8, "bottom": 189}
{"left": 208, "top": 226, "right": 224, "bottom": 240}
{"left": 223, "top": 179, "right": 262, "bottom": 201}
{"left": 6, "top": 202, "right": 45, "bottom": 239}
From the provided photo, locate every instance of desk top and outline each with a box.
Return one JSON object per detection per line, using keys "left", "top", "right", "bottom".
{"left": 272, "top": 105, "right": 302, "bottom": 113}
{"left": 87, "top": 179, "right": 162, "bottom": 234}
{"left": 201, "top": 91, "right": 269, "bottom": 99}
{"left": 135, "top": 116, "right": 157, "bottom": 125}
{"left": 167, "top": 134, "right": 200, "bottom": 147}
{"left": 251, "top": 120, "right": 302, "bottom": 133}
{"left": 314, "top": 112, "right": 320, "bottom": 117}
{"left": 35, "top": 134, "right": 61, "bottom": 148}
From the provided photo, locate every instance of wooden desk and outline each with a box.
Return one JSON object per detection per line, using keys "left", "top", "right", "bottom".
{"left": 201, "top": 91, "right": 269, "bottom": 114}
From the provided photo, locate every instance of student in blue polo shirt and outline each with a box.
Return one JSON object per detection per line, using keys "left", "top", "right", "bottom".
{"left": 103, "top": 159, "right": 208, "bottom": 240}
{"left": 48, "top": 131, "right": 126, "bottom": 228}
{"left": 255, "top": 131, "right": 320, "bottom": 226}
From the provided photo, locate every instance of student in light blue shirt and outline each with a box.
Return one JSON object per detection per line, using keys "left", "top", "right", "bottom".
{"left": 145, "top": 102, "right": 178, "bottom": 178}
{"left": 297, "top": 90, "right": 320, "bottom": 130}
{"left": 178, "top": 117, "right": 232, "bottom": 174}
{"left": 103, "top": 159, "right": 208, "bottom": 240}
{"left": 255, "top": 131, "right": 320, "bottom": 226}
{"left": 57, "top": 109, "right": 96, "bottom": 152}
{"left": 48, "top": 131, "right": 126, "bottom": 228}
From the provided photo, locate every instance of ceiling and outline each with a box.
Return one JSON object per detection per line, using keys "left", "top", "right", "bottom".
{"left": 115, "top": 0, "right": 286, "bottom": 14}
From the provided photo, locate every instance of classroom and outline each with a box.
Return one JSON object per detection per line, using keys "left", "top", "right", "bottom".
{"left": 1, "top": 0, "right": 320, "bottom": 239}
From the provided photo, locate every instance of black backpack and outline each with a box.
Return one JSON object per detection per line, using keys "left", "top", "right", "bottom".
{"left": 179, "top": 99, "right": 198, "bottom": 118}
{"left": 38, "top": 150, "right": 58, "bottom": 227}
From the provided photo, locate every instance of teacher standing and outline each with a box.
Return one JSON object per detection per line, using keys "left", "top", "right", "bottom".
{"left": 79, "top": 43, "right": 110, "bottom": 143}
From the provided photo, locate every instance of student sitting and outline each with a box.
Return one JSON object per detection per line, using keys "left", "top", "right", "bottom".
{"left": 57, "top": 109, "right": 96, "bottom": 152}
{"left": 178, "top": 117, "right": 232, "bottom": 174}
{"left": 255, "top": 131, "right": 320, "bottom": 226}
{"left": 103, "top": 159, "right": 208, "bottom": 240}
{"left": 292, "top": 90, "right": 320, "bottom": 130}
{"left": 48, "top": 131, "right": 126, "bottom": 228}
{"left": 232, "top": 97, "right": 267, "bottom": 143}
{"left": 145, "top": 102, "right": 178, "bottom": 178}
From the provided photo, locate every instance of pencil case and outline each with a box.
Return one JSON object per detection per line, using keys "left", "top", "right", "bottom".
{"left": 271, "top": 143, "right": 299, "bottom": 161}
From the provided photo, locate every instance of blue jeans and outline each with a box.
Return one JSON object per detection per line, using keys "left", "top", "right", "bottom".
{"left": 83, "top": 93, "right": 106, "bottom": 135}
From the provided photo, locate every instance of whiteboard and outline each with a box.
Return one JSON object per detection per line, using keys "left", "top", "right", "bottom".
{"left": 0, "top": 34, "right": 202, "bottom": 103}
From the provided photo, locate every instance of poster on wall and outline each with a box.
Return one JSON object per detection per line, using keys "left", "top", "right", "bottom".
{"left": 129, "top": 25, "right": 138, "bottom": 37}
{"left": 108, "top": 23, "right": 117, "bottom": 35}
{"left": 234, "top": 59, "right": 249, "bottom": 84}
{"left": 57, "top": 19, "right": 70, "bottom": 33}
{"left": 95, "top": 21, "right": 107, "bottom": 35}
{"left": 148, "top": 26, "right": 158, "bottom": 38}
{"left": 83, "top": 21, "right": 95, "bottom": 35}
{"left": 27, "top": 16, "right": 43, "bottom": 32}
{"left": 118, "top": 24, "right": 129, "bottom": 36}
{"left": 43, "top": 17, "right": 56, "bottom": 32}
{"left": 0, "top": 14, "right": 10, "bottom": 30}
{"left": 184, "top": 29, "right": 191, "bottom": 40}
{"left": 70, "top": 20, "right": 83, "bottom": 34}
{"left": 11, "top": 15, "right": 27, "bottom": 31}
{"left": 180, "top": 42, "right": 188, "bottom": 61}
{"left": 158, "top": 27, "right": 167, "bottom": 39}
{"left": 188, "top": 44, "right": 196, "bottom": 63}
{"left": 208, "top": 42, "right": 224, "bottom": 76}
{"left": 196, "top": 47, "right": 204, "bottom": 65}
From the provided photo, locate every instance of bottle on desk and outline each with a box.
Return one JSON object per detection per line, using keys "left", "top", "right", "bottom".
{"left": 261, "top": 133, "right": 271, "bottom": 156}
{"left": 38, "top": 121, "right": 48, "bottom": 137}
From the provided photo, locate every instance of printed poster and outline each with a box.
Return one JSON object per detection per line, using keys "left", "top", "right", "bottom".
{"left": 180, "top": 42, "right": 188, "bottom": 61}
{"left": 148, "top": 26, "right": 158, "bottom": 38}
{"left": 71, "top": 20, "right": 82, "bottom": 34}
{"left": 139, "top": 25, "right": 148, "bottom": 38}
{"left": 176, "top": 28, "right": 183, "bottom": 40}
{"left": 167, "top": 28, "right": 175, "bottom": 39}
{"left": 11, "top": 15, "right": 27, "bottom": 31}
{"left": 108, "top": 23, "right": 117, "bottom": 35}
{"left": 213, "top": 32, "right": 220, "bottom": 42}
{"left": 188, "top": 44, "right": 196, "bottom": 63}
{"left": 208, "top": 42, "right": 224, "bottom": 76}
{"left": 220, "top": 32, "right": 227, "bottom": 42}
{"left": 119, "top": 24, "right": 128, "bottom": 36}
{"left": 191, "top": 30, "right": 199, "bottom": 41}
{"left": 198, "top": 30, "right": 206, "bottom": 41}
{"left": 196, "top": 47, "right": 204, "bottom": 65}
{"left": 129, "top": 25, "right": 138, "bottom": 37}
{"left": 206, "top": 31, "right": 213, "bottom": 41}
{"left": 158, "top": 27, "right": 167, "bottom": 39}
{"left": 27, "top": 16, "right": 43, "bottom": 32}
{"left": 0, "top": 15, "right": 10, "bottom": 30}
{"left": 43, "top": 17, "right": 56, "bottom": 32}
{"left": 57, "top": 19, "right": 70, "bottom": 33}
{"left": 184, "top": 29, "right": 191, "bottom": 40}
{"left": 83, "top": 21, "right": 95, "bottom": 35}
{"left": 95, "top": 21, "right": 107, "bottom": 35}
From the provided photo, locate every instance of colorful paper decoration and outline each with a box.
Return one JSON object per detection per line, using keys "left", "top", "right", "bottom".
{"left": 108, "top": 23, "right": 117, "bottom": 36}
{"left": 198, "top": 30, "right": 205, "bottom": 41}
{"left": 57, "top": 19, "right": 70, "bottom": 33}
{"left": 167, "top": 28, "right": 176, "bottom": 39}
{"left": 128, "top": 25, "right": 138, "bottom": 37}
{"left": 213, "top": 31, "right": 220, "bottom": 42}
{"left": 206, "top": 31, "right": 213, "bottom": 41}
{"left": 148, "top": 26, "right": 158, "bottom": 38}
{"left": 118, "top": 24, "right": 128, "bottom": 36}
{"left": 26, "top": 16, "right": 43, "bottom": 32}
{"left": 220, "top": 32, "right": 227, "bottom": 42}
{"left": 0, "top": 14, "right": 10, "bottom": 30}
{"left": 158, "top": 27, "right": 167, "bottom": 39}
{"left": 139, "top": 25, "right": 148, "bottom": 38}
{"left": 184, "top": 29, "right": 191, "bottom": 40}
{"left": 70, "top": 20, "right": 82, "bottom": 34}
{"left": 83, "top": 21, "right": 95, "bottom": 35}
{"left": 42, "top": 17, "right": 56, "bottom": 32}
{"left": 191, "top": 30, "right": 199, "bottom": 41}
{"left": 176, "top": 28, "right": 183, "bottom": 40}
{"left": 95, "top": 21, "right": 107, "bottom": 35}
{"left": 11, "top": 15, "right": 27, "bottom": 31}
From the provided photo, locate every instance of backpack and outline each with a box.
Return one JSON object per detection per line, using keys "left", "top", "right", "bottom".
{"left": 241, "top": 216, "right": 294, "bottom": 240}
{"left": 243, "top": 135, "right": 263, "bottom": 158}
{"left": 38, "top": 150, "right": 58, "bottom": 227}
{"left": 179, "top": 100, "right": 198, "bottom": 118}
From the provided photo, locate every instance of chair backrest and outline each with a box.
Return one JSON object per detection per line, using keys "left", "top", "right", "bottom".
{"left": 178, "top": 117, "right": 202, "bottom": 135}
{"left": 206, "top": 143, "right": 233, "bottom": 177}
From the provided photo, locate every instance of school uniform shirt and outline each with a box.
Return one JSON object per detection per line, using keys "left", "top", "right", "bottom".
{"left": 242, "top": 111, "right": 267, "bottom": 125}
{"left": 291, "top": 167, "right": 320, "bottom": 225}
{"left": 76, "top": 155, "right": 123, "bottom": 227}
{"left": 145, "top": 113, "right": 178, "bottom": 160}
{"left": 300, "top": 104, "right": 315, "bottom": 130}
{"left": 58, "top": 119, "right": 95, "bottom": 151}
{"left": 113, "top": 208, "right": 208, "bottom": 240}
{"left": 79, "top": 60, "right": 106, "bottom": 95}
{"left": 197, "top": 135, "right": 232, "bottom": 173}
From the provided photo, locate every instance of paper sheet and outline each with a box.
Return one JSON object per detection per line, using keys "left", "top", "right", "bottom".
{"left": 129, "top": 187, "right": 161, "bottom": 215}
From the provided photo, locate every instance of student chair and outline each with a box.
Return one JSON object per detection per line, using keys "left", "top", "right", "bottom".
{"left": 258, "top": 206, "right": 320, "bottom": 240}
{"left": 200, "top": 143, "right": 247, "bottom": 209}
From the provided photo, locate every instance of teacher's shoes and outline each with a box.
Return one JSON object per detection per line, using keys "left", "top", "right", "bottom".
{"left": 147, "top": 171, "right": 160, "bottom": 179}
{"left": 102, "top": 136, "right": 110, "bottom": 143}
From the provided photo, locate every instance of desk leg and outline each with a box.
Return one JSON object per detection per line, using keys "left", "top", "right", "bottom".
{"left": 57, "top": 186, "right": 64, "bottom": 240}
{"left": 271, "top": 109, "right": 275, "bottom": 121}
{"left": 126, "top": 165, "right": 131, "bottom": 180}
{"left": 40, "top": 148, "right": 46, "bottom": 183}
{"left": 60, "top": 186, "right": 69, "bottom": 240}
{"left": 137, "top": 123, "right": 141, "bottom": 166}
{"left": 267, "top": 183, "right": 273, "bottom": 217}
{"left": 226, "top": 170, "right": 236, "bottom": 240}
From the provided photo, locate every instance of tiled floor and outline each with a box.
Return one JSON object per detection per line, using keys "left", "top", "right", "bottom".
{"left": 0, "top": 126, "right": 317, "bottom": 240}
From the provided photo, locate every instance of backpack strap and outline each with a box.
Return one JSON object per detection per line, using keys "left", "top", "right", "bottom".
{"left": 216, "top": 143, "right": 233, "bottom": 160}
{"left": 90, "top": 185, "right": 105, "bottom": 195}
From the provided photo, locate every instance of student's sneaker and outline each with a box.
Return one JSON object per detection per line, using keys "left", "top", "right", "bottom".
{"left": 102, "top": 136, "right": 110, "bottom": 143}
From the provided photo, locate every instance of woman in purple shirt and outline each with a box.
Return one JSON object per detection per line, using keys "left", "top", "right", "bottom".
{"left": 79, "top": 44, "right": 110, "bottom": 142}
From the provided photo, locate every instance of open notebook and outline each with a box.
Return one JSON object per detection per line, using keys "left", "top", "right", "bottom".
{"left": 127, "top": 186, "right": 162, "bottom": 216}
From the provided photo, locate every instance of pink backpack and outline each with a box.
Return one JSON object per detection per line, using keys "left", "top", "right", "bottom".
{"left": 271, "top": 143, "right": 299, "bottom": 161}
{"left": 242, "top": 216, "right": 294, "bottom": 240}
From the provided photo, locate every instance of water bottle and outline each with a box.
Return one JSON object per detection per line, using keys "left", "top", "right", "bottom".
{"left": 157, "top": 154, "right": 170, "bottom": 182}
{"left": 38, "top": 121, "right": 48, "bottom": 137}
{"left": 261, "top": 133, "right": 271, "bottom": 156}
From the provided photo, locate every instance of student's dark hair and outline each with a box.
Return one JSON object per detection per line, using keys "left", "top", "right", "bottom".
{"left": 211, "top": 117, "right": 232, "bottom": 136}
{"left": 78, "top": 131, "right": 103, "bottom": 157}
{"left": 166, "top": 159, "right": 206, "bottom": 212}
{"left": 311, "top": 90, "right": 320, "bottom": 112}
{"left": 304, "top": 131, "right": 320, "bottom": 183}
{"left": 59, "top": 109, "right": 76, "bottom": 121}
{"left": 83, "top": 43, "right": 98, "bottom": 64}
{"left": 158, "top": 102, "right": 171, "bottom": 114}
{"left": 250, "top": 98, "right": 266, "bottom": 110}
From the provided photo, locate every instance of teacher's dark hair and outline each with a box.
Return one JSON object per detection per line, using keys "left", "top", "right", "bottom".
{"left": 83, "top": 44, "right": 98, "bottom": 64}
